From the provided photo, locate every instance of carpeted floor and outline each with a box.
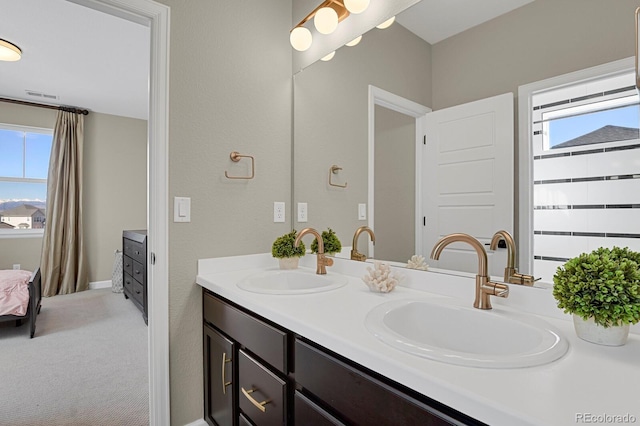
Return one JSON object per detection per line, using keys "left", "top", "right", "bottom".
{"left": 0, "top": 288, "right": 149, "bottom": 426}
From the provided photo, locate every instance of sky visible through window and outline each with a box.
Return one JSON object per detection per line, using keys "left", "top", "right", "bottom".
{"left": 548, "top": 103, "right": 640, "bottom": 148}
{"left": 0, "top": 129, "right": 52, "bottom": 203}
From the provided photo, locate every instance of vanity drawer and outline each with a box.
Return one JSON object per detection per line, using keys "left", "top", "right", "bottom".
{"left": 238, "top": 349, "right": 286, "bottom": 426}
{"left": 295, "top": 391, "right": 344, "bottom": 426}
{"left": 295, "top": 338, "right": 461, "bottom": 426}
{"left": 203, "top": 292, "right": 288, "bottom": 372}
{"left": 123, "top": 274, "right": 135, "bottom": 295}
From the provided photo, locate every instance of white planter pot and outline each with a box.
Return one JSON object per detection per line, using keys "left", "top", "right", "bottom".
{"left": 572, "top": 315, "right": 630, "bottom": 346}
{"left": 278, "top": 257, "right": 299, "bottom": 270}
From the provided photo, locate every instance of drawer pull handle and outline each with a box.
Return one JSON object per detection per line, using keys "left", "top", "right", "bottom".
{"left": 221, "top": 353, "right": 232, "bottom": 395}
{"left": 241, "top": 387, "right": 269, "bottom": 413}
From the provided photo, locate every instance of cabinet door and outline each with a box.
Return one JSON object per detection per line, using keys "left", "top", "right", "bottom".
{"left": 204, "top": 324, "right": 235, "bottom": 426}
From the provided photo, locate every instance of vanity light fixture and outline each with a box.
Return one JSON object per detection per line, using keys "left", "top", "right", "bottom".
{"left": 291, "top": 0, "right": 365, "bottom": 51}
{"left": 0, "top": 38, "right": 22, "bottom": 62}
{"left": 345, "top": 35, "right": 362, "bottom": 47}
{"left": 376, "top": 16, "right": 396, "bottom": 29}
{"left": 321, "top": 51, "right": 336, "bottom": 61}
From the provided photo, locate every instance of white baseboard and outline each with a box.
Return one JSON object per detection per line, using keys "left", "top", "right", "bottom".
{"left": 183, "top": 419, "right": 208, "bottom": 426}
{"left": 89, "top": 280, "right": 112, "bottom": 290}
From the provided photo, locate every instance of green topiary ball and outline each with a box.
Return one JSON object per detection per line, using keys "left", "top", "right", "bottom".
{"left": 271, "top": 230, "right": 305, "bottom": 259}
{"left": 310, "top": 228, "right": 342, "bottom": 255}
{"left": 552, "top": 246, "right": 640, "bottom": 327}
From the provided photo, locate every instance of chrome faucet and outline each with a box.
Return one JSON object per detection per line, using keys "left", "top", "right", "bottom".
{"left": 350, "top": 226, "right": 375, "bottom": 261}
{"left": 295, "top": 227, "right": 333, "bottom": 275}
{"left": 489, "top": 230, "right": 537, "bottom": 286}
{"left": 430, "top": 233, "right": 509, "bottom": 310}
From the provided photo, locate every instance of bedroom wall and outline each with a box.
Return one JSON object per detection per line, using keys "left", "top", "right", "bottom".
{"left": 0, "top": 102, "right": 147, "bottom": 284}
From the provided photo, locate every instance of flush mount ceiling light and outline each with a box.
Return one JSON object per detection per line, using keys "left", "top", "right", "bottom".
{"left": 376, "top": 16, "right": 396, "bottom": 29}
{"left": 0, "top": 38, "right": 22, "bottom": 61}
{"left": 290, "top": 0, "right": 353, "bottom": 51}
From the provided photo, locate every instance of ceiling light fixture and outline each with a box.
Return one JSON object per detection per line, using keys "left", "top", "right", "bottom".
{"left": 376, "top": 16, "right": 396, "bottom": 30}
{"left": 0, "top": 38, "right": 22, "bottom": 62}
{"left": 291, "top": 0, "right": 364, "bottom": 51}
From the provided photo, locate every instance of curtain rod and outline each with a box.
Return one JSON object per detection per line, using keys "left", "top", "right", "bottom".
{"left": 0, "top": 97, "right": 89, "bottom": 115}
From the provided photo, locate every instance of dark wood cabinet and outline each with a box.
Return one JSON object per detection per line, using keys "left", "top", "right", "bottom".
{"left": 202, "top": 289, "right": 483, "bottom": 426}
{"left": 204, "top": 324, "right": 235, "bottom": 426}
{"left": 123, "top": 230, "right": 147, "bottom": 324}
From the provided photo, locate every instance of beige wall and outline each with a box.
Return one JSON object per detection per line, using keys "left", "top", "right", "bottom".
{"left": 431, "top": 0, "right": 637, "bottom": 109}
{"left": 84, "top": 112, "right": 147, "bottom": 283}
{"left": 0, "top": 102, "right": 146, "bottom": 282}
{"left": 157, "top": 1, "right": 292, "bottom": 424}
{"left": 293, "top": 22, "right": 431, "bottom": 248}
{"left": 374, "top": 106, "right": 415, "bottom": 262}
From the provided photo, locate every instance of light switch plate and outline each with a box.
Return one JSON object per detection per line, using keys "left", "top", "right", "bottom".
{"left": 174, "top": 197, "right": 191, "bottom": 222}
{"left": 358, "top": 203, "right": 367, "bottom": 220}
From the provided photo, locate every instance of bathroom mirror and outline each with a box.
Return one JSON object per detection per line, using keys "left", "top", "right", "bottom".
{"left": 292, "top": 0, "right": 639, "bottom": 282}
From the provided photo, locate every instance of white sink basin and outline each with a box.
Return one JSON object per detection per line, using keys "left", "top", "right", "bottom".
{"left": 365, "top": 298, "right": 568, "bottom": 368}
{"left": 237, "top": 268, "right": 348, "bottom": 295}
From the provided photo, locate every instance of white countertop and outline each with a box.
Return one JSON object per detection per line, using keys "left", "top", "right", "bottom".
{"left": 196, "top": 253, "right": 640, "bottom": 426}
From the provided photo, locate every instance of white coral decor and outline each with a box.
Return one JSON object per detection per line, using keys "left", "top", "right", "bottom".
{"left": 407, "top": 255, "right": 428, "bottom": 271}
{"left": 362, "top": 261, "right": 400, "bottom": 293}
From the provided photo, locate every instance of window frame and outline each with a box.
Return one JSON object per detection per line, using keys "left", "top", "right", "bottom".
{"left": 0, "top": 123, "right": 53, "bottom": 239}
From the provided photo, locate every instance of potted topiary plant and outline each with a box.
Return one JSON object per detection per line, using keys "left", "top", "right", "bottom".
{"left": 552, "top": 246, "right": 640, "bottom": 346}
{"left": 310, "top": 227, "right": 342, "bottom": 256}
{"left": 272, "top": 230, "right": 306, "bottom": 269}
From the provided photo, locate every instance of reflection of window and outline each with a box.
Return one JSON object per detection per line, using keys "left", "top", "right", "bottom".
{"left": 0, "top": 124, "right": 52, "bottom": 234}
{"left": 528, "top": 70, "right": 640, "bottom": 283}
{"left": 543, "top": 96, "right": 639, "bottom": 150}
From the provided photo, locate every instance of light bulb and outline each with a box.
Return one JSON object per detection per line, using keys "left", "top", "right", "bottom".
{"left": 345, "top": 35, "right": 362, "bottom": 47}
{"left": 376, "top": 16, "right": 396, "bottom": 29}
{"left": 314, "top": 7, "right": 339, "bottom": 35}
{"left": 344, "top": 0, "right": 370, "bottom": 14}
{"left": 290, "top": 27, "right": 312, "bottom": 51}
{"left": 321, "top": 51, "right": 335, "bottom": 61}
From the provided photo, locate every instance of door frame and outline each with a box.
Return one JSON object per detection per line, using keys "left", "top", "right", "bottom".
{"left": 69, "top": 0, "right": 170, "bottom": 424}
{"left": 367, "top": 85, "right": 431, "bottom": 257}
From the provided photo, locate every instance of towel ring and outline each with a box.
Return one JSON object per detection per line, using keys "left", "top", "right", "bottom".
{"left": 329, "top": 165, "right": 347, "bottom": 188}
{"left": 225, "top": 151, "right": 255, "bottom": 180}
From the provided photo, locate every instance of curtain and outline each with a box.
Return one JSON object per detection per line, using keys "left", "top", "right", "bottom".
{"left": 41, "top": 110, "right": 88, "bottom": 296}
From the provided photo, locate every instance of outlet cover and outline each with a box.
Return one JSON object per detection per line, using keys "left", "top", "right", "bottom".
{"left": 358, "top": 203, "right": 367, "bottom": 220}
{"left": 13, "top": 264, "right": 20, "bottom": 270}
{"left": 297, "top": 202, "right": 308, "bottom": 222}
{"left": 274, "top": 202, "right": 285, "bottom": 223}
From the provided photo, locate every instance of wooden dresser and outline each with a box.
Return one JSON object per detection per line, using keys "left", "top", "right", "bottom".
{"left": 122, "top": 230, "right": 148, "bottom": 324}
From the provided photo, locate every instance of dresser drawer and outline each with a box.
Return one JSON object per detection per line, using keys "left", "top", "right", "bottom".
{"left": 203, "top": 292, "right": 288, "bottom": 372}
{"left": 123, "top": 238, "right": 145, "bottom": 264}
{"left": 132, "top": 260, "right": 145, "bottom": 284}
{"left": 295, "top": 339, "right": 458, "bottom": 426}
{"left": 238, "top": 349, "right": 286, "bottom": 426}
{"left": 123, "top": 255, "right": 133, "bottom": 276}
{"left": 124, "top": 274, "right": 135, "bottom": 295}
{"left": 131, "top": 279, "right": 144, "bottom": 306}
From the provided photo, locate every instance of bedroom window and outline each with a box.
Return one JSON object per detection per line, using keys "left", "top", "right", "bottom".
{"left": 0, "top": 123, "right": 53, "bottom": 236}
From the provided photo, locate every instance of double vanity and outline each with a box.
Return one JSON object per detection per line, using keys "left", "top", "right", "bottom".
{"left": 197, "top": 252, "right": 640, "bottom": 425}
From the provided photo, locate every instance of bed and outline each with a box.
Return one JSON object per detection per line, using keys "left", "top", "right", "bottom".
{"left": 0, "top": 268, "right": 42, "bottom": 338}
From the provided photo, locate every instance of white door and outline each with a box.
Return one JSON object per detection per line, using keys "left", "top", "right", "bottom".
{"left": 422, "top": 93, "right": 513, "bottom": 275}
